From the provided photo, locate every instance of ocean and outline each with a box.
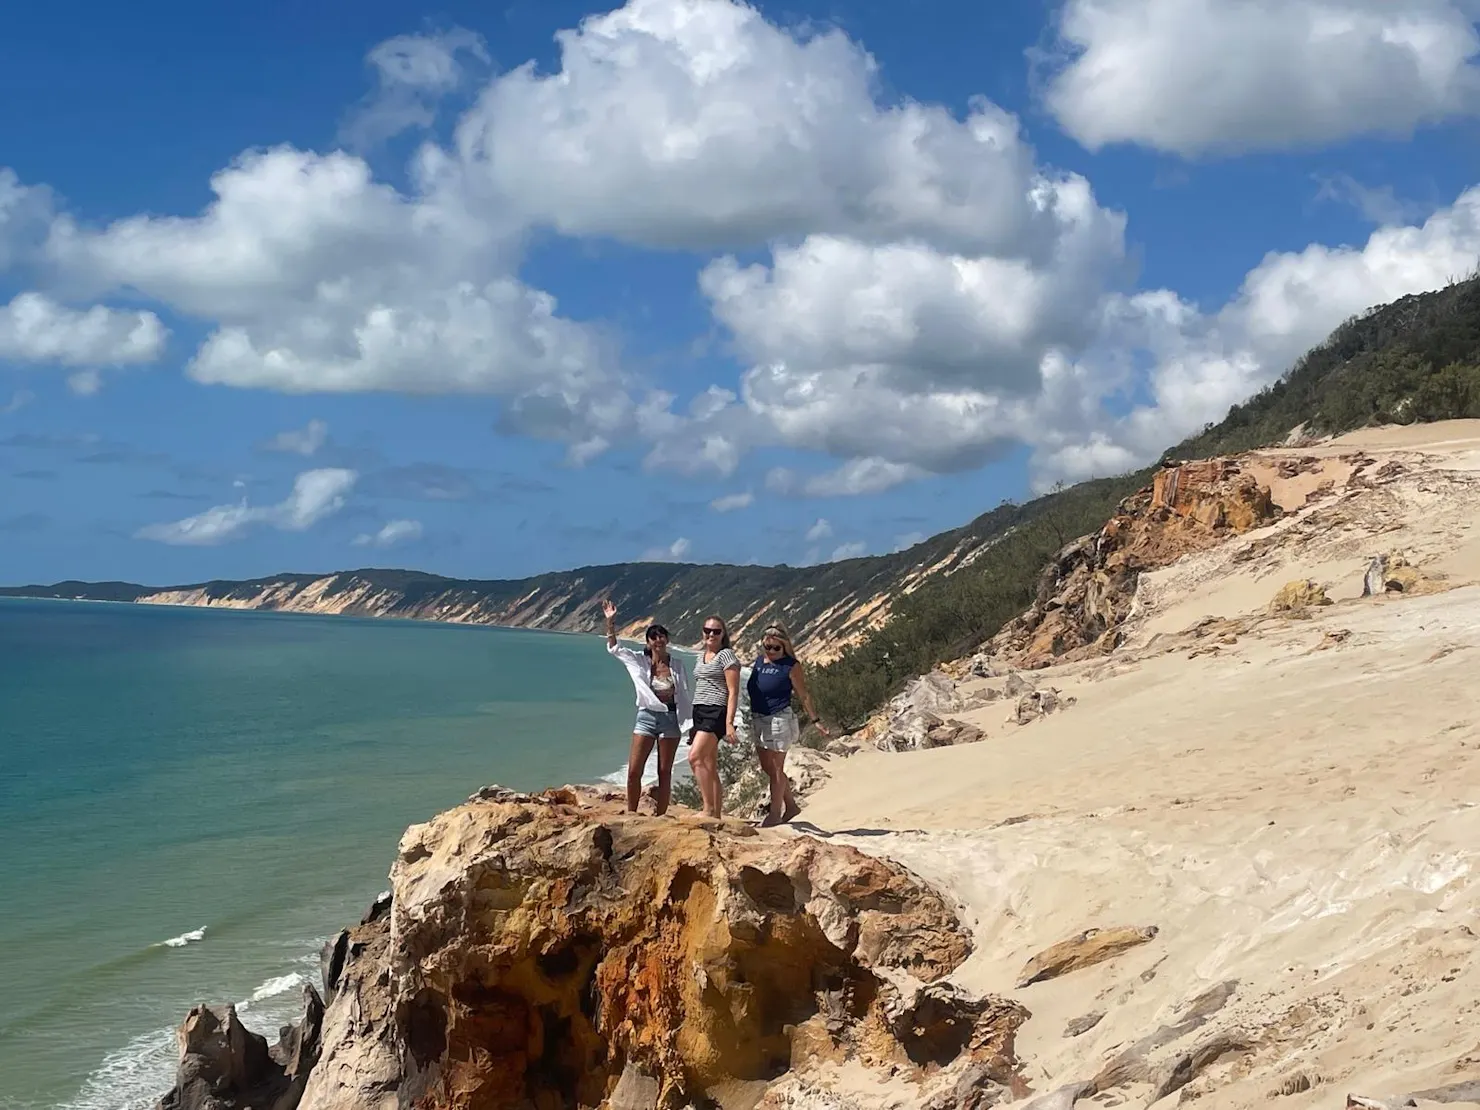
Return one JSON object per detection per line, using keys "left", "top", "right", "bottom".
{"left": 0, "top": 597, "right": 659, "bottom": 1110}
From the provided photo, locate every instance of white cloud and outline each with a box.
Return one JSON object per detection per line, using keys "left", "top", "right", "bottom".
{"left": 805, "top": 517, "right": 833, "bottom": 543}
{"left": 0, "top": 169, "right": 55, "bottom": 270}
{"left": 893, "top": 532, "right": 926, "bottom": 552}
{"left": 45, "top": 147, "right": 627, "bottom": 458}
{"left": 0, "top": 292, "right": 166, "bottom": 373}
{"left": 1031, "top": 185, "right": 1480, "bottom": 486}
{"left": 1042, "top": 0, "right": 1480, "bottom": 157}
{"left": 454, "top": 0, "right": 1083, "bottom": 256}
{"left": 641, "top": 536, "right": 692, "bottom": 561}
{"left": 341, "top": 29, "right": 489, "bottom": 150}
{"left": 709, "top": 491, "right": 754, "bottom": 512}
{"left": 830, "top": 540, "right": 868, "bottom": 561}
{"left": 262, "top": 418, "right": 328, "bottom": 456}
{"left": 800, "top": 458, "right": 929, "bottom": 497}
{"left": 352, "top": 518, "right": 424, "bottom": 548}
{"left": 137, "top": 467, "right": 358, "bottom": 545}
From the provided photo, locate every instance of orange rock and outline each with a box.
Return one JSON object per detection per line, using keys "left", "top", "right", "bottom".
{"left": 985, "top": 459, "right": 1280, "bottom": 671}
{"left": 1016, "top": 925, "right": 1160, "bottom": 987}
{"left": 288, "top": 788, "right": 1023, "bottom": 1110}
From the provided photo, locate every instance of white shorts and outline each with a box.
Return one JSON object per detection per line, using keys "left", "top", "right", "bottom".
{"left": 751, "top": 709, "right": 799, "bottom": 752}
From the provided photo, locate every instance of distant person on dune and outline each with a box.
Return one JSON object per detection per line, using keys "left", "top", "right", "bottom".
{"left": 688, "top": 615, "right": 740, "bottom": 818}
{"left": 604, "top": 600, "right": 691, "bottom": 815}
{"left": 747, "top": 622, "right": 827, "bottom": 826}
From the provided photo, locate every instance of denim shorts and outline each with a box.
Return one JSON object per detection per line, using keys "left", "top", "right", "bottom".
{"left": 750, "top": 709, "right": 799, "bottom": 751}
{"left": 634, "top": 707, "right": 680, "bottom": 738}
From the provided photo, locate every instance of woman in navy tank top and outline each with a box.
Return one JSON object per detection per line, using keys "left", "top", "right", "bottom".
{"left": 746, "top": 622, "right": 828, "bottom": 826}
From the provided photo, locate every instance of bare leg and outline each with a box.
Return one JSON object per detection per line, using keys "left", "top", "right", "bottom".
{"left": 780, "top": 766, "right": 800, "bottom": 824}
{"left": 758, "top": 749, "right": 788, "bottom": 827}
{"left": 654, "top": 737, "right": 680, "bottom": 815}
{"left": 626, "top": 734, "right": 656, "bottom": 813}
{"left": 688, "top": 732, "right": 722, "bottom": 817}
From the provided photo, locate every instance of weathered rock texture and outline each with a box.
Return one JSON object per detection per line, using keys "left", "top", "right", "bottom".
{"left": 157, "top": 987, "right": 324, "bottom": 1110}
{"left": 861, "top": 671, "right": 994, "bottom": 752}
{"left": 988, "top": 459, "right": 1282, "bottom": 670}
{"left": 1016, "top": 926, "right": 1160, "bottom": 987}
{"left": 238, "top": 786, "right": 1029, "bottom": 1110}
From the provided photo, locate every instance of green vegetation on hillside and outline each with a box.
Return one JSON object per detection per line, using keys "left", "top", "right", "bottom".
{"left": 809, "top": 474, "right": 1148, "bottom": 728}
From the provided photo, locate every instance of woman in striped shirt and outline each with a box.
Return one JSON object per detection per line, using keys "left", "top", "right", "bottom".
{"left": 687, "top": 614, "right": 740, "bottom": 818}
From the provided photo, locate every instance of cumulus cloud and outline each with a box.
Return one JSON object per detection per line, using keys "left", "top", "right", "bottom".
{"left": 352, "top": 518, "right": 424, "bottom": 548}
{"left": 709, "top": 491, "right": 753, "bottom": 512}
{"left": 454, "top": 0, "right": 1087, "bottom": 256}
{"left": 45, "top": 147, "right": 627, "bottom": 459}
{"left": 1041, "top": 0, "right": 1480, "bottom": 157}
{"left": 1031, "top": 185, "right": 1480, "bottom": 486}
{"left": 262, "top": 418, "right": 328, "bottom": 456}
{"left": 341, "top": 29, "right": 490, "bottom": 150}
{"left": 0, "top": 169, "right": 54, "bottom": 270}
{"left": 893, "top": 532, "right": 926, "bottom": 552}
{"left": 831, "top": 541, "right": 868, "bottom": 561}
{"left": 137, "top": 467, "right": 357, "bottom": 545}
{"left": 641, "top": 536, "right": 692, "bottom": 561}
{"left": 0, "top": 293, "right": 166, "bottom": 382}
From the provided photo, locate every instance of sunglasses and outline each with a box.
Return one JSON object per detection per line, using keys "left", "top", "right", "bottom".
{"left": 702, "top": 627, "right": 724, "bottom": 636}
{"left": 763, "top": 642, "right": 784, "bottom": 653}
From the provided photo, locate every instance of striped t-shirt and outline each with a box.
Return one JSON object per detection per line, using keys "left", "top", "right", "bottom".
{"left": 692, "top": 647, "right": 739, "bottom": 706}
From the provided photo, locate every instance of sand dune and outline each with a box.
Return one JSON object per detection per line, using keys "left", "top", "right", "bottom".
{"left": 795, "top": 421, "right": 1480, "bottom": 1108}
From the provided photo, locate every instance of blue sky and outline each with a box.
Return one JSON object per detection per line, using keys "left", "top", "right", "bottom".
{"left": 3, "top": 0, "right": 1479, "bottom": 585}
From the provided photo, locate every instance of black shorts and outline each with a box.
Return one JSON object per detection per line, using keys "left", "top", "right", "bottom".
{"left": 689, "top": 704, "right": 727, "bottom": 742}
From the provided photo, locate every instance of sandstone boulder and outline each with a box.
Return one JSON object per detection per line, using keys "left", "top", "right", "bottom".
{"left": 1011, "top": 689, "right": 1074, "bottom": 726}
{"left": 1016, "top": 925, "right": 1160, "bottom": 987}
{"left": 287, "top": 788, "right": 1021, "bottom": 1110}
{"left": 1268, "top": 579, "right": 1332, "bottom": 614}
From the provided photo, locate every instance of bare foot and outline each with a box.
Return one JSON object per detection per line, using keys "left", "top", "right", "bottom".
{"left": 781, "top": 801, "right": 801, "bottom": 823}
{"left": 760, "top": 810, "right": 782, "bottom": 828}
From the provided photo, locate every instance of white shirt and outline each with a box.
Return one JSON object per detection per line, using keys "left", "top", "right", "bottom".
{"left": 607, "top": 642, "right": 694, "bottom": 730}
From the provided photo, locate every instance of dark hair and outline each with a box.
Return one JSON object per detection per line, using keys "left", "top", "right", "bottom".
{"left": 643, "top": 623, "right": 669, "bottom": 658}
{"left": 702, "top": 614, "right": 731, "bottom": 650}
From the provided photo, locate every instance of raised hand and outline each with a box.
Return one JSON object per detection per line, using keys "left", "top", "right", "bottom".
{"left": 602, "top": 599, "right": 617, "bottom": 620}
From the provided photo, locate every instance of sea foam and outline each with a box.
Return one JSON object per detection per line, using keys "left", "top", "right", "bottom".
{"left": 155, "top": 926, "right": 206, "bottom": 948}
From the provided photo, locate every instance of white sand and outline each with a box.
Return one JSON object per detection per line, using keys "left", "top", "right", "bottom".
{"left": 795, "top": 421, "right": 1480, "bottom": 1109}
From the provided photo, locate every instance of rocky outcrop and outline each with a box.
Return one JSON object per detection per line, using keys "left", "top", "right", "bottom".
{"left": 173, "top": 787, "right": 1029, "bottom": 1110}
{"left": 1363, "top": 551, "right": 1445, "bottom": 598}
{"left": 862, "top": 672, "right": 992, "bottom": 752}
{"left": 987, "top": 459, "right": 1282, "bottom": 670}
{"left": 157, "top": 987, "right": 324, "bottom": 1110}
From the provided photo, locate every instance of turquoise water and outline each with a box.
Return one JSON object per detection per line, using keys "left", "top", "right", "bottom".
{"left": 0, "top": 598, "right": 645, "bottom": 1109}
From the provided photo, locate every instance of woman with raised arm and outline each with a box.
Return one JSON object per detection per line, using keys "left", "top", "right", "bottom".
{"left": 747, "top": 622, "right": 828, "bottom": 826}
{"left": 687, "top": 614, "right": 740, "bottom": 818}
{"left": 604, "top": 599, "right": 691, "bottom": 815}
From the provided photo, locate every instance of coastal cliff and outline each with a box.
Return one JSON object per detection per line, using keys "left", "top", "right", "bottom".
{"left": 0, "top": 511, "right": 1026, "bottom": 662}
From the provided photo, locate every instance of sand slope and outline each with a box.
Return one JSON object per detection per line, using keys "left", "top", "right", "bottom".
{"left": 794, "top": 422, "right": 1480, "bottom": 1109}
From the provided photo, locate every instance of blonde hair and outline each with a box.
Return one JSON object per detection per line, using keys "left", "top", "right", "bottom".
{"left": 759, "top": 622, "right": 796, "bottom": 659}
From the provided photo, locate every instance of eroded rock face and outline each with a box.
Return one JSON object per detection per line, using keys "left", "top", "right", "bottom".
{"left": 987, "top": 459, "right": 1282, "bottom": 670}
{"left": 157, "top": 987, "right": 323, "bottom": 1110}
{"left": 292, "top": 787, "right": 1021, "bottom": 1110}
